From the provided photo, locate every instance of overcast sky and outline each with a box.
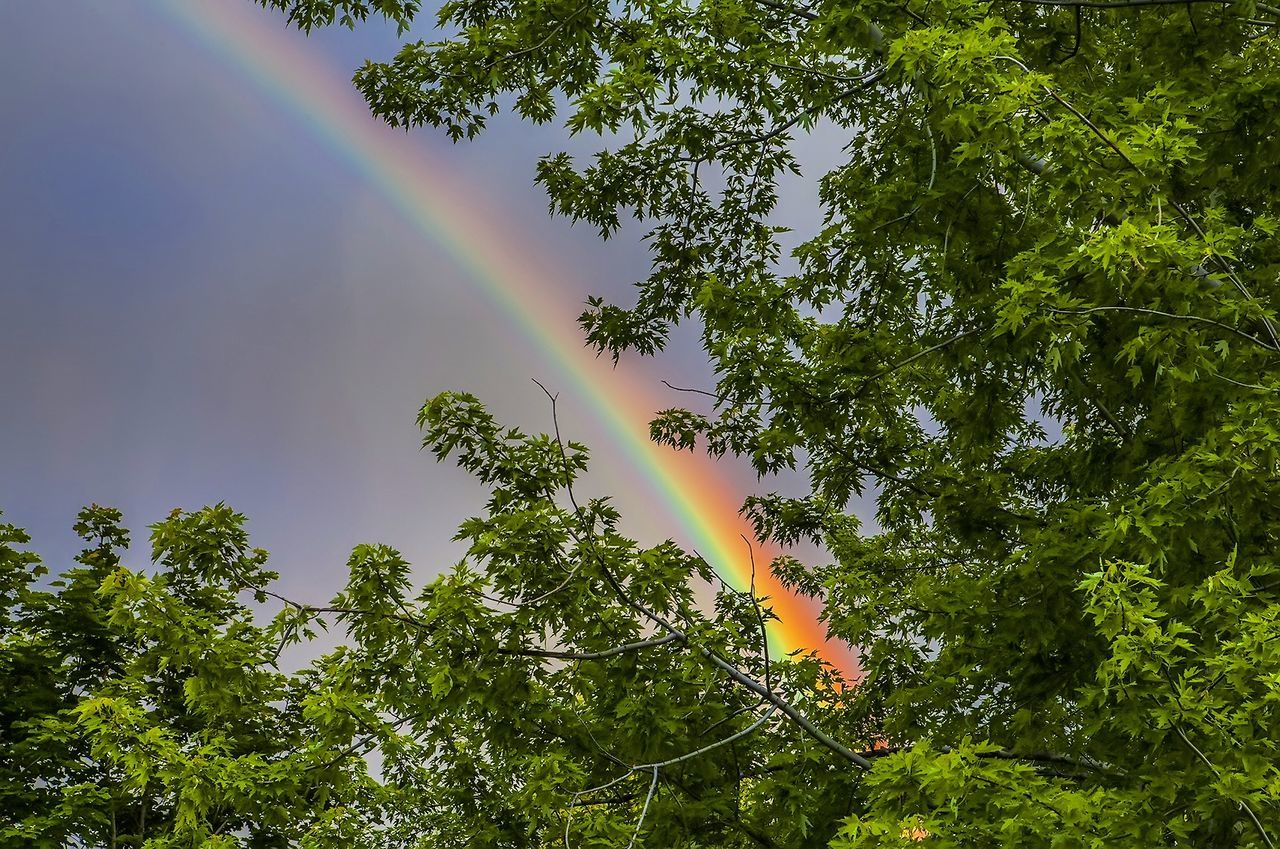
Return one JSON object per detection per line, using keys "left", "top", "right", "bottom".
{"left": 0, "top": 2, "right": 830, "bottom": 607}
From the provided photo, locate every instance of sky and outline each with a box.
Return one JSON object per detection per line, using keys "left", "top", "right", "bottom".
{"left": 0, "top": 2, "right": 853, "bottom": 666}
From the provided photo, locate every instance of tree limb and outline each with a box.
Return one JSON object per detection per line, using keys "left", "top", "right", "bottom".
{"left": 533, "top": 380, "right": 876, "bottom": 771}
{"left": 1048, "top": 305, "right": 1280, "bottom": 353}
{"left": 497, "top": 633, "right": 682, "bottom": 661}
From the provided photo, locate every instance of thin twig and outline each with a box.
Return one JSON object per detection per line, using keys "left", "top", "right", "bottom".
{"left": 662, "top": 379, "right": 722, "bottom": 401}
{"left": 999, "top": 0, "right": 1279, "bottom": 11}
{"left": 567, "top": 707, "right": 779, "bottom": 848}
{"left": 1172, "top": 723, "right": 1276, "bottom": 849}
{"left": 626, "top": 768, "right": 660, "bottom": 849}
{"left": 856, "top": 328, "right": 984, "bottom": 394}
{"left": 501, "top": 633, "right": 682, "bottom": 661}
{"left": 532, "top": 380, "right": 874, "bottom": 770}
{"left": 1047, "top": 305, "right": 1280, "bottom": 353}
{"left": 741, "top": 534, "right": 773, "bottom": 694}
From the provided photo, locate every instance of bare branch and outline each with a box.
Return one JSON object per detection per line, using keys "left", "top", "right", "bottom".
{"left": 533, "top": 380, "right": 875, "bottom": 770}
{"left": 1048, "top": 305, "right": 1280, "bottom": 353}
{"left": 856, "top": 328, "right": 984, "bottom": 394}
{"left": 499, "top": 633, "right": 682, "bottom": 661}
{"left": 741, "top": 535, "right": 773, "bottom": 695}
{"left": 626, "top": 767, "right": 660, "bottom": 849}
{"left": 999, "top": 0, "right": 1279, "bottom": 11}
{"left": 1172, "top": 723, "right": 1276, "bottom": 849}
{"left": 662, "top": 379, "right": 722, "bottom": 401}
{"left": 566, "top": 707, "right": 781, "bottom": 848}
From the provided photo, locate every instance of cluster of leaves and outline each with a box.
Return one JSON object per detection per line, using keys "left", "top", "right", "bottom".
{"left": 13, "top": 0, "right": 1280, "bottom": 844}
{"left": 1, "top": 418, "right": 868, "bottom": 848}
{"left": 258, "top": 0, "right": 1280, "bottom": 842}
{"left": 7, "top": 388, "right": 1276, "bottom": 846}
{"left": 258, "top": 1, "right": 421, "bottom": 33}
{"left": 0, "top": 506, "right": 387, "bottom": 848}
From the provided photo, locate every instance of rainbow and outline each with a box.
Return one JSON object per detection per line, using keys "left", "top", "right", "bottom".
{"left": 158, "top": 0, "right": 855, "bottom": 673}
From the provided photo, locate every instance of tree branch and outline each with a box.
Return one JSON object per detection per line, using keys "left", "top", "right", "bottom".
{"left": 497, "top": 633, "right": 682, "bottom": 661}
{"left": 533, "top": 380, "right": 875, "bottom": 771}
{"left": 1048, "top": 305, "right": 1280, "bottom": 353}
{"left": 999, "top": 0, "right": 1279, "bottom": 12}
{"left": 855, "top": 328, "right": 984, "bottom": 394}
{"left": 1172, "top": 723, "right": 1276, "bottom": 849}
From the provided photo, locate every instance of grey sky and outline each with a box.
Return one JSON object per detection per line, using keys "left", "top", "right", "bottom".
{"left": 0, "top": 2, "right": 795, "bottom": 605}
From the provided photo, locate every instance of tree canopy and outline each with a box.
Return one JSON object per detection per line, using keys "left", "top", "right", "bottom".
{"left": 5, "top": 0, "right": 1280, "bottom": 845}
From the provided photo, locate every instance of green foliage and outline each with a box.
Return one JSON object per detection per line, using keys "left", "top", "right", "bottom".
{"left": 10, "top": 0, "right": 1280, "bottom": 844}
{"left": 255, "top": 1, "right": 420, "bottom": 33}
{"left": 322, "top": 0, "right": 1280, "bottom": 839}
{"left": 0, "top": 506, "right": 380, "bottom": 848}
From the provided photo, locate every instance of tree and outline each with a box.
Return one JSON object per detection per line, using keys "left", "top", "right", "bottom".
{"left": 265, "top": 0, "right": 1280, "bottom": 842}
{"left": 5, "top": 0, "right": 1278, "bottom": 843}
{"left": 0, "top": 506, "right": 383, "bottom": 848}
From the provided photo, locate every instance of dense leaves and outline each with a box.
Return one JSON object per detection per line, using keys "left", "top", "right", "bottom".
{"left": 0, "top": 506, "right": 387, "bottom": 848}
{"left": 309, "top": 0, "right": 1280, "bottom": 841}
{"left": 6, "top": 0, "right": 1280, "bottom": 844}
{"left": 364, "top": 0, "right": 1280, "bottom": 836}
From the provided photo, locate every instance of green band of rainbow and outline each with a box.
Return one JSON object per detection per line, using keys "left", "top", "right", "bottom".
{"left": 159, "top": 0, "right": 854, "bottom": 673}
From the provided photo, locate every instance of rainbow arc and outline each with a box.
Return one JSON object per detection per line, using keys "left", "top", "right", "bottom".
{"left": 161, "top": 0, "right": 856, "bottom": 674}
